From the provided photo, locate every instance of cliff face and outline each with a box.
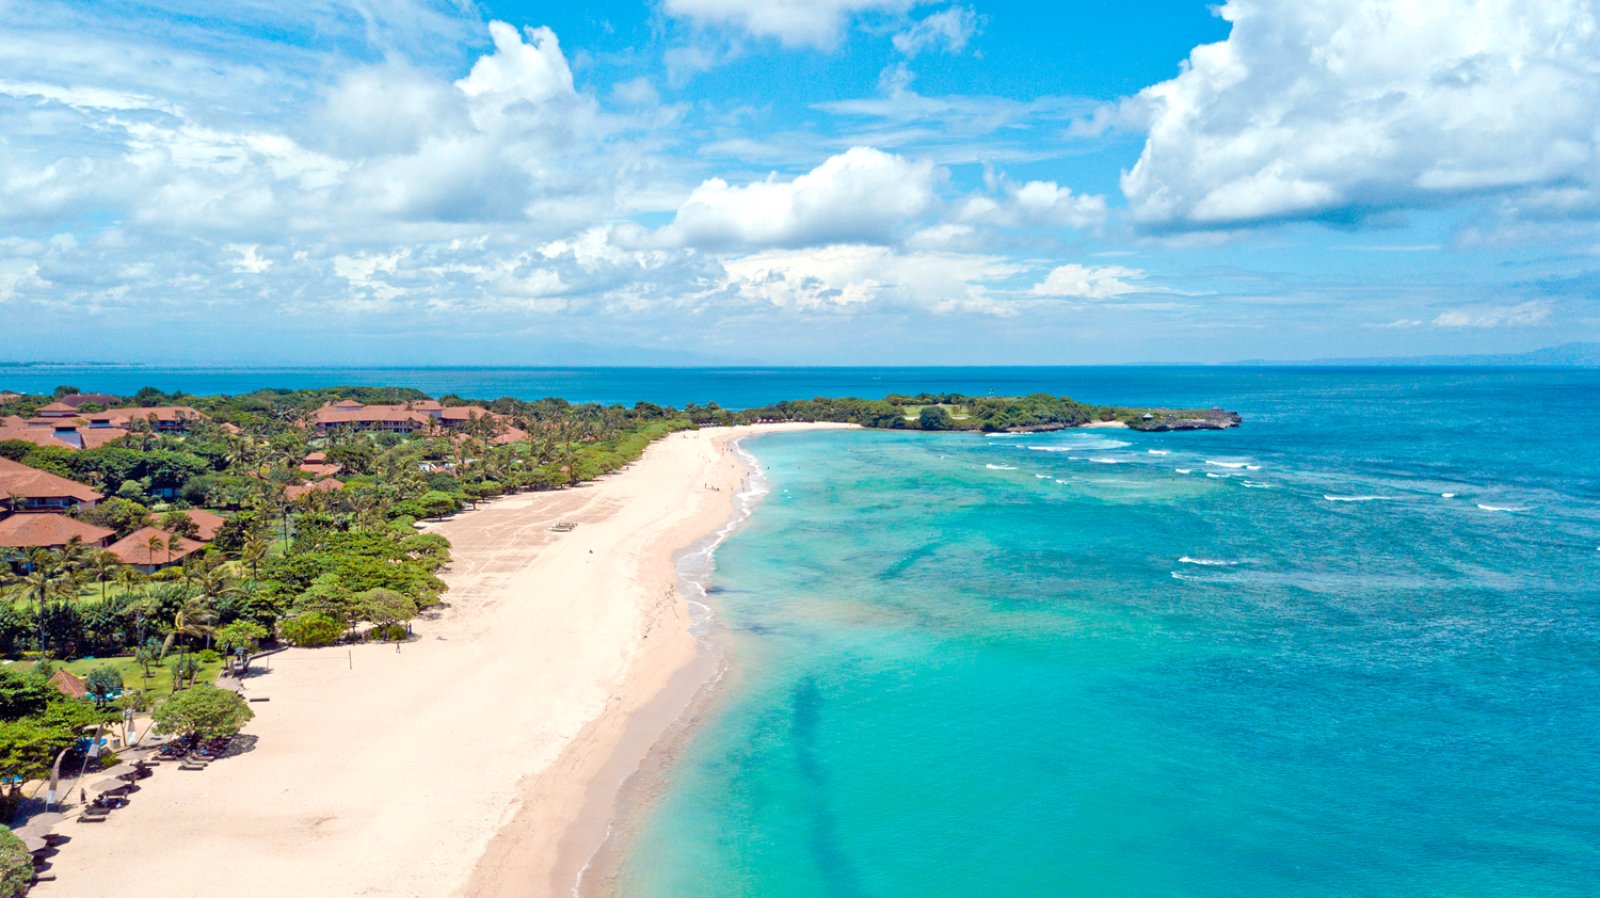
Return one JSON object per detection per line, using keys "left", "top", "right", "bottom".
{"left": 1125, "top": 409, "right": 1242, "bottom": 432}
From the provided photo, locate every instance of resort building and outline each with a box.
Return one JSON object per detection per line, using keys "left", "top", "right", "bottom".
{"left": 170, "top": 508, "right": 227, "bottom": 541}
{"left": 310, "top": 399, "right": 526, "bottom": 443}
{"left": 46, "top": 669, "right": 90, "bottom": 700}
{"left": 0, "top": 512, "right": 115, "bottom": 552}
{"left": 298, "top": 451, "right": 346, "bottom": 478}
{"left": 109, "top": 525, "right": 208, "bottom": 571}
{"left": 0, "top": 457, "right": 102, "bottom": 511}
{"left": 285, "top": 478, "right": 343, "bottom": 501}
{"left": 0, "top": 415, "right": 131, "bottom": 450}
{"left": 93, "top": 405, "right": 206, "bottom": 434}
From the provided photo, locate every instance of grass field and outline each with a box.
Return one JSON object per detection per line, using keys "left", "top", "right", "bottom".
{"left": 19, "top": 654, "right": 225, "bottom": 697}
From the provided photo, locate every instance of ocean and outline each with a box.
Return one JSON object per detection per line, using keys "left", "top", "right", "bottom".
{"left": 8, "top": 363, "right": 1597, "bottom": 896}
{"left": 613, "top": 368, "right": 1600, "bottom": 898}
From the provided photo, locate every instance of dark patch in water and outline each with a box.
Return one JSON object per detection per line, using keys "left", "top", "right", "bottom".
{"left": 790, "top": 676, "right": 871, "bottom": 898}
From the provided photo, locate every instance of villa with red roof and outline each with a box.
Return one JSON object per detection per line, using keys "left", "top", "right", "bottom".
{"left": 109, "top": 525, "right": 208, "bottom": 571}
{"left": 310, "top": 399, "right": 525, "bottom": 443}
{"left": 0, "top": 457, "right": 101, "bottom": 511}
{"left": 0, "top": 513, "right": 115, "bottom": 552}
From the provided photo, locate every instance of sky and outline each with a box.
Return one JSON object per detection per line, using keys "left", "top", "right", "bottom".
{"left": 2, "top": 0, "right": 1599, "bottom": 365}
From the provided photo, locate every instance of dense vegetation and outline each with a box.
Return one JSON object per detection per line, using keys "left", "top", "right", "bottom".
{"left": 729, "top": 392, "right": 1239, "bottom": 432}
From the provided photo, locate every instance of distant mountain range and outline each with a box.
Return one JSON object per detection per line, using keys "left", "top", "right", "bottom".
{"left": 1235, "top": 342, "right": 1600, "bottom": 367}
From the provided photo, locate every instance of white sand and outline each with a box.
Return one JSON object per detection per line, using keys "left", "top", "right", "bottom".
{"left": 33, "top": 423, "right": 847, "bottom": 898}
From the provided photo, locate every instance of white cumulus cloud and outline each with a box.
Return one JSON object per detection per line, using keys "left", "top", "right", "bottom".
{"left": 893, "top": 6, "right": 981, "bottom": 56}
{"left": 663, "top": 0, "right": 923, "bottom": 48}
{"left": 1122, "top": 0, "right": 1600, "bottom": 228}
{"left": 1029, "top": 264, "right": 1146, "bottom": 300}
{"left": 1431, "top": 301, "right": 1552, "bottom": 328}
{"left": 669, "top": 147, "right": 940, "bottom": 249}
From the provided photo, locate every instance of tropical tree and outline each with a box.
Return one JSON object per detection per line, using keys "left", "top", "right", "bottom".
{"left": 4, "top": 550, "right": 76, "bottom": 656}
{"left": 160, "top": 594, "right": 218, "bottom": 660}
{"left": 86, "top": 548, "right": 119, "bottom": 602}
{"left": 150, "top": 684, "right": 253, "bottom": 742}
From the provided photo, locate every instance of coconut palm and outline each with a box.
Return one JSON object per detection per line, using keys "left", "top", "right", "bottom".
{"left": 5, "top": 548, "right": 76, "bottom": 656}
{"left": 86, "top": 548, "right": 119, "bottom": 602}
{"left": 160, "top": 593, "right": 218, "bottom": 660}
{"left": 240, "top": 529, "right": 272, "bottom": 582}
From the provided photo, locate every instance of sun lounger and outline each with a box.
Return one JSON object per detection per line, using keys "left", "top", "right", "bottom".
{"left": 77, "top": 812, "right": 107, "bottom": 823}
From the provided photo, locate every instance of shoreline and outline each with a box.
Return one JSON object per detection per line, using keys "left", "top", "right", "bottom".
{"left": 464, "top": 425, "right": 797, "bottom": 897}
{"left": 30, "top": 422, "right": 849, "bottom": 898}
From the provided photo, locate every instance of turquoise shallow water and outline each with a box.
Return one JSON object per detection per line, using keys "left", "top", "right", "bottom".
{"left": 617, "top": 370, "right": 1600, "bottom": 898}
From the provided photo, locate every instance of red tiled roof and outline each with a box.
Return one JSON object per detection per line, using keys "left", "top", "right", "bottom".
{"left": 284, "top": 479, "right": 343, "bottom": 501}
{"left": 165, "top": 508, "right": 226, "bottom": 541}
{"left": 47, "top": 669, "right": 89, "bottom": 700}
{"left": 303, "top": 451, "right": 327, "bottom": 462}
{"left": 96, "top": 406, "right": 205, "bottom": 426}
{"left": 0, "top": 422, "right": 132, "bottom": 451}
{"left": 0, "top": 457, "right": 102, "bottom": 503}
{"left": 0, "top": 513, "right": 114, "bottom": 549}
{"left": 312, "top": 400, "right": 450, "bottom": 428}
{"left": 108, "top": 526, "right": 206, "bottom": 566}
{"left": 297, "top": 462, "right": 345, "bottom": 478}
{"left": 35, "top": 402, "right": 79, "bottom": 416}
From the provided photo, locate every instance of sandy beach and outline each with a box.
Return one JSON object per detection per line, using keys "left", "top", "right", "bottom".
{"left": 32, "top": 423, "right": 846, "bottom": 898}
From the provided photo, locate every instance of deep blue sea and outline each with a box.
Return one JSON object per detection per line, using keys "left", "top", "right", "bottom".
{"left": 611, "top": 368, "right": 1599, "bottom": 898}
{"left": 8, "top": 364, "right": 1597, "bottom": 896}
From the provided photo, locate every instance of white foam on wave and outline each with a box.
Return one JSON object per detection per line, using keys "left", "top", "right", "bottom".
{"left": 1147, "top": 449, "right": 1170, "bottom": 456}
{"left": 1476, "top": 503, "right": 1529, "bottom": 512}
{"left": 1027, "top": 439, "right": 1130, "bottom": 453}
{"left": 1205, "top": 460, "right": 1253, "bottom": 469}
{"left": 1324, "top": 495, "right": 1403, "bottom": 502}
{"left": 1180, "top": 556, "right": 1238, "bottom": 566}
{"left": 986, "top": 463, "right": 1018, "bottom": 471}
{"left": 1175, "top": 468, "right": 1193, "bottom": 474}
{"left": 1088, "top": 457, "right": 1120, "bottom": 465}
{"left": 1170, "top": 571, "right": 1201, "bottom": 581}
{"left": 1035, "top": 474, "right": 1049, "bottom": 479}
{"left": 1240, "top": 480, "right": 1271, "bottom": 489}
{"left": 1054, "top": 479, "right": 1070, "bottom": 485}
{"left": 1441, "top": 492, "right": 1457, "bottom": 498}
{"left": 1205, "top": 472, "right": 1227, "bottom": 479}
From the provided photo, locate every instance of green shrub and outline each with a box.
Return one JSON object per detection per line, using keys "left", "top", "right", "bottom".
{"left": 0, "top": 827, "right": 30, "bottom": 898}
{"left": 279, "top": 612, "right": 342, "bottom": 648}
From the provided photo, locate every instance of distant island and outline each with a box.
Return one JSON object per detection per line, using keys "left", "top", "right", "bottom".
{"left": 1234, "top": 341, "right": 1600, "bottom": 368}
{"left": 739, "top": 394, "right": 1241, "bottom": 432}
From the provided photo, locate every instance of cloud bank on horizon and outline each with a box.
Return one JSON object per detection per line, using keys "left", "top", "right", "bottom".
{"left": 1, "top": 0, "right": 1596, "bottom": 364}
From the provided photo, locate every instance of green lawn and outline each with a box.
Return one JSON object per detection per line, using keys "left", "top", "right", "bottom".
{"left": 22, "top": 654, "right": 225, "bottom": 696}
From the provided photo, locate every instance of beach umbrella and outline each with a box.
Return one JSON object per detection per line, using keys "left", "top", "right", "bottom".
{"left": 11, "top": 824, "right": 49, "bottom": 842}
{"left": 91, "top": 778, "right": 128, "bottom": 795}
{"left": 100, "top": 763, "right": 139, "bottom": 779}
{"left": 19, "top": 833, "right": 48, "bottom": 853}
{"left": 22, "top": 812, "right": 65, "bottom": 829}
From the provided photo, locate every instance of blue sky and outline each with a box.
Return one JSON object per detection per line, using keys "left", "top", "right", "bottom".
{"left": 2, "top": 0, "right": 1597, "bottom": 364}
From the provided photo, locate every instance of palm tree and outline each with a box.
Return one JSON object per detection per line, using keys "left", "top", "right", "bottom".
{"left": 193, "top": 567, "right": 241, "bottom": 650}
{"left": 86, "top": 549, "right": 119, "bottom": 603}
{"left": 160, "top": 593, "right": 218, "bottom": 661}
{"left": 6, "top": 549, "right": 76, "bottom": 657}
{"left": 240, "top": 529, "right": 272, "bottom": 582}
